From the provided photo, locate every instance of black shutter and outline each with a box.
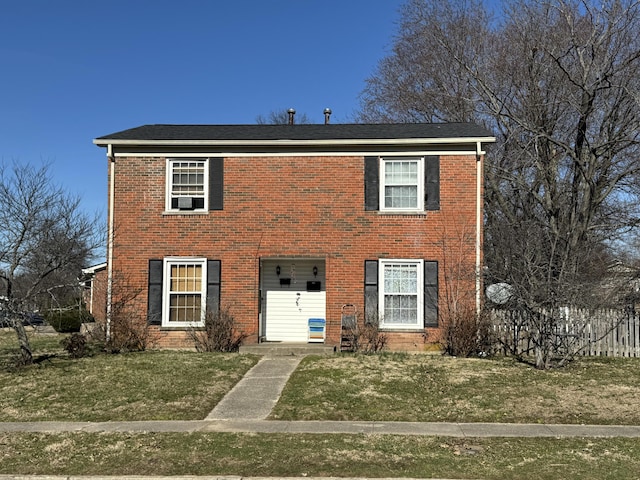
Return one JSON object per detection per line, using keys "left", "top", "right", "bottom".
{"left": 424, "top": 260, "right": 438, "bottom": 327}
{"left": 147, "top": 259, "right": 163, "bottom": 325}
{"left": 364, "top": 156, "right": 379, "bottom": 211}
{"left": 364, "top": 260, "right": 378, "bottom": 323}
{"left": 425, "top": 155, "right": 440, "bottom": 211}
{"left": 206, "top": 260, "right": 221, "bottom": 315}
{"left": 209, "top": 157, "right": 224, "bottom": 211}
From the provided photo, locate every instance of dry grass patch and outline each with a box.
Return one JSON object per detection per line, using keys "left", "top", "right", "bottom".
{"left": 1, "top": 432, "right": 640, "bottom": 479}
{"left": 272, "top": 353, "right": 640, "bottom": 425}
{"left": 0, "top": 330, "right": 258, "bottom": 422}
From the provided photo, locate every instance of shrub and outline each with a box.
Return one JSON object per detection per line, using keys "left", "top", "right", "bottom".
{"left": 189, "top": 307, "right": 248, "bottom": 352}
{"left": 342, "top": 313, "right": 388, "bottom": 354}
{"left": 46, "top": 308, "right": 92, "bottom": 333}
{"left": 103, "top": 274, "right": 155, "bottom": 353}
{"left": 441, "top": 305, "right": 493, "bottom": 357}
{"left": 60, "top": 333, "right": 88, "bottom": 358}
{"left": 107, "top": 315, "right": 155, "bottom": 353}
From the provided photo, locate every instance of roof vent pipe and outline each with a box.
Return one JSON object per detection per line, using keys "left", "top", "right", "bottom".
{"left": 324, "top": 108, "right": 332, "bottom": 125}
{"left": 287, "top": 108, "right": 296, "bottom": 125}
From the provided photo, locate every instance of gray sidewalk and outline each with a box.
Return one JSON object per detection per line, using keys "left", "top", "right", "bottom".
{"left": 1, "top": 419, "right": 640, "bottom": 437}
{"left": 1, "top": 355, "right": 639, "bottom": 437}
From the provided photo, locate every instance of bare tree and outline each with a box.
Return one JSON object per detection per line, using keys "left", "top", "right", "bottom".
{"left": 0, "top": 162, "right": 100, "bottom": 365}
{"left": 358, "top": 0, "right": 640, "bottom": 368}
{"left": 432, "top": 221, "right": 491, "bottom": 357}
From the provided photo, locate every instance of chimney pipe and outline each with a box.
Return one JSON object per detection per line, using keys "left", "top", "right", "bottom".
{"left": 324, "top": 108, "right": 332, "bottom": 125}
{"left": 287, "top": 108, "right": 296, "bottom": 125}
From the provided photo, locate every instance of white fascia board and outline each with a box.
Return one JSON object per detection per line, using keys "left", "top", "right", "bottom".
{"left": 82, "top": 262, "right": 107, "bottom": 275}
{"left": 109, "top": 149, "right": 483, "bottom": 158}
{"left": 93, "top": 136, "right": 496, "bottom": 148}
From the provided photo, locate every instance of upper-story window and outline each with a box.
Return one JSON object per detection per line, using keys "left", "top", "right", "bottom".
{"left": 381, "top": 157, "right": 424, "bottom": 212}
{"left": 365, "top": 155, "right": 439, "bottom": 213}
{"left": 166, "top": 159, "right": 209, "bottom": 212}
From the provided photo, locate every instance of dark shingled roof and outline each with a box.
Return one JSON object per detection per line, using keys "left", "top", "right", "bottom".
{"left": 95, "top": 123, "right": 494, "bottom": 142}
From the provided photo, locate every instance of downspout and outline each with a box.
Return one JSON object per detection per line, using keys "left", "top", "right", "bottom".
{"left": 106, "top": 144, "right": 115, "bottom": 342}
{"left": 475, "top": 141, "right": 483, "bottom": 315}
{"left": 89, "top": 277, "right": 94, "bottom": 316}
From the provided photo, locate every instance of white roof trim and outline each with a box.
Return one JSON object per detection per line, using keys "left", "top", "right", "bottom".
{"left": 82, "top": 262, "right": 107, "bottom": 275}
{"left": 94, "top": 137, "right": 496, "bottom": 147}
{"left": 108, "top": 149, "right": 483, "bottom": 158}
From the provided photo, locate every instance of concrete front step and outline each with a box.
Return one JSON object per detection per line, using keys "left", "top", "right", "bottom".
{"left": 239, "top": 342, "right": 336, "bottom": 356}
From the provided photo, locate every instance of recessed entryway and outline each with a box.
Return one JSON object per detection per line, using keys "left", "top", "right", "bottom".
{"left": 260, "top": 259, "right": 326, "bottom": 342}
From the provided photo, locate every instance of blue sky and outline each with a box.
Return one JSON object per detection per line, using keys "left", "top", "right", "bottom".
{"left": 1, "top": 0, "right": 403, "bottom": 236}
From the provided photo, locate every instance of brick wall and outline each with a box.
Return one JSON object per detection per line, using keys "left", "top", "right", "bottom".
{"left": 109, "top": 153, "right": 481, "bottom": 351}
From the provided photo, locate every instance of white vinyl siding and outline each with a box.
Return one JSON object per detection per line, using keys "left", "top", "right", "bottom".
{"left": 264, "top": 291, "right": 326, "bottom": 342}
{"left": 379, "top": 260, "right": 423, "bottom": 329}
{"left": 380, "top": 157, "right": 424, "bottom": 212}
{"left": 162, "top": 258, "right": 207, "bottom": 327}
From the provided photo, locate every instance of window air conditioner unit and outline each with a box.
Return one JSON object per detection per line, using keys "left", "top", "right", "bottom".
{"left": 177, "top": 197, "right": 194, "bottom": 210}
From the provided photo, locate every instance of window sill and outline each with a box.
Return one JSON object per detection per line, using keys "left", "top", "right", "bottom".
{"left": 375, "top": 211, "right": 429, "bottom": 217}
{"left": 379, "top": 327, "right": 427, "bottom": 333}
{"left": 162, "top": 210, "right": 209, "bottom": 216}
{"left": 159, "top": 325, "right": 204, "bottom": 330}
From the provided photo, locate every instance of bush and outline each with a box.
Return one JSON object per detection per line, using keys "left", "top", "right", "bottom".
{"left": 189, "top": 307, "right": 247, "bottom": 352}
{"left": 46, "top": 308, "right": 92, "bottom": 333}
{"left": 342, "top": 313, "right": 388, "bottom": 354}
{"left": 441, "top": 305, "right": 493, "bottom": 357}
{"left": 107, "top": 315, "right": 156, "bottom": 353}
{"left": 60, "top": 333, "right": 88, "bottom": 358}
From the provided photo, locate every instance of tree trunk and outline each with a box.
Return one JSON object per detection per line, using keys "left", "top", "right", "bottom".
{"left": 12, "top": 319, "right": 33, "bottom": 365}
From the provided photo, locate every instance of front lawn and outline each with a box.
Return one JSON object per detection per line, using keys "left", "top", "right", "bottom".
{"left": 272, "top": 353, "right": 640, "bottom": 425}
{"left": 2, "top": 330, "right": 640, "bottom": 479}
{"left": 0, "top": 330, "right": 258, "bottom": 422}
{"left": 2, "top": 331, "right": 640, "bottom": 425}
{"left": 1, "top": 432, "right": 639, "bottom": 480}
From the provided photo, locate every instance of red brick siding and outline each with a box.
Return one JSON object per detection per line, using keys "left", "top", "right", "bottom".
{"left": 109, "top": 154, "right": 481, "bottom": 351}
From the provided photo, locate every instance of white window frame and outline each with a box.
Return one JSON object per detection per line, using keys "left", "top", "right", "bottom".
{"left": 162, "top": 257, "right": 207, "bottom": 327}
{"left": 378, "top": 259, "right": 424, "bottom": 330}
{"left": 165, "top": 158, "right": 209, "bottom": 212}
{"left": 379, "top": 156, "right": 424, "bottom": 213}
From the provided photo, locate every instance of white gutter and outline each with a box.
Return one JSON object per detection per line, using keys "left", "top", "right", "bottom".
{"left": 93, "top": 136, "right": 496, "bottom": 148}
{"left": 107, "top": 149, "right": 482, "bottom": 159}
{"left": 106, "top": 144, "right": 115, "bottom": 342}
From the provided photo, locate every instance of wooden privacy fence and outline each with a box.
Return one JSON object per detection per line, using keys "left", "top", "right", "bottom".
{"left": 490, "top": 307, "right": 640, "bottom": 358}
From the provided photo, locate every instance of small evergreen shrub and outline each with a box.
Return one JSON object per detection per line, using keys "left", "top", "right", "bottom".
{"left": 46, "top": 309, "right": 92, "bottom": 333}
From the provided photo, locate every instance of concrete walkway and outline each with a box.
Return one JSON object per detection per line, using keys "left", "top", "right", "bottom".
{"left": 1, "top": 355, "right": 639, "bottom": 438}
{"left": 206, "top": 356, "right": 303, "bottom": 420}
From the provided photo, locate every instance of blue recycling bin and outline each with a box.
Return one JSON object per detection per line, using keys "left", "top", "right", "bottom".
{"left": 308, "top": 318, "right": 326, "bottom": 343}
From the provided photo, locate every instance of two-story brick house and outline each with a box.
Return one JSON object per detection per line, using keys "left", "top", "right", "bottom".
{"left": 94, "top": 122, "right": 494, "bottom": 351}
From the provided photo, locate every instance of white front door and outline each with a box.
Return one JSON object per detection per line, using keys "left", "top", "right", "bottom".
{"left": 265, "top": 291, "right": 326, "bottom": 342}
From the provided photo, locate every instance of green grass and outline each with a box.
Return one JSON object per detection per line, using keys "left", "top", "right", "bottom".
{"left": 3, "top": 331, "right": 640, "bottom": 425}
{"left": 3, "top": 330, "right": 640, "bottom": 478}
{"left": 271, "top": 353, "right": 640, "bottom": 425}
{"left": 1, "top": 432, "right": 639, "bottom": 479}
{"left": 0, "top": 330, "right": 258, "bottom": 421}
